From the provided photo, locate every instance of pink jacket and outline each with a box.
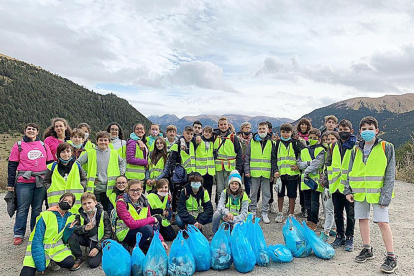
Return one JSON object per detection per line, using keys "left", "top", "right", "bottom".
{"left": 44, "top": 136, "right": 63, "bottom": 161}
{"left": 116, "top": 199, "right": 164, "bottom": 241}
{"left": 126, "top": 139, "right": 148, "bottom": 166}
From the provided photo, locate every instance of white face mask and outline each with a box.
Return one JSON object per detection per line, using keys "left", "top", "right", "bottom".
{"left": 84, "top": 133, "right": 89, "bottom": 140}
{"left": 157, "top": 191, "right": 168, "bottom": 197}
{"left": 258, "top": 132, "right": 267, "bottom": 138}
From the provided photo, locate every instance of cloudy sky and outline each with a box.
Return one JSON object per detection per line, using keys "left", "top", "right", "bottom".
{"left": 2, "top": 0, "right": 414, "bottom": 120}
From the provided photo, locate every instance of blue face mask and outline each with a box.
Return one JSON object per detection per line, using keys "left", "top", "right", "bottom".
{"left": 191, "top": 182, "right": 202, "bottom": 190}
{"left": 280, "top": 136, "right": 291, "bottom": 141}
{"left": 130, "top": 133, "right": 140, "bottom": 141}
{"left": 59, "top": 156, "right": 73, "bottom": 164}
{"left": 72, "top": 143, "right": 82, "bottom": 149}
{"left": 361, "top": 130, "right": 376, "bottom": 142}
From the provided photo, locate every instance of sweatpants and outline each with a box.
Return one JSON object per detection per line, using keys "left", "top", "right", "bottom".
{"left": 322, "top": 195, "right": 335, "bottom": 232}
{"left": 68, "top": 233, "right": 102, "bottom": 268}
{"left": 249, "top": 176, "right": 270, "bottom": 215}
{"left": 215, "top": 170, "right": 231, "bottom": 203}
{"left": 20, "top": 256, "right": 75, "bottom": 276}
{"left": 303, "top": 189, "right": 321, "bottom": 224}
{"left": 332, "top": 192, "right": 355, "bottom": 238}
{"left": 202, "top": 174, "right": 214, "bottom": 199}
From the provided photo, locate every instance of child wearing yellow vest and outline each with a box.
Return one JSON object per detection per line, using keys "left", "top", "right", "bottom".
{"left": 43, "top": 143, "right": 87, "bottom": 214}
{"left": 212, "top": 170, "right": 250, "bottom": 234}
{"left": 146, "top": 137, "right": 169, "bottom": 193}
{"left": 344, "top": 116, "right": 397, "bottom": 274}
{"left": 297, "top": 128, "right": 325, "bottom": 231}
{"left": 147, "top": 179, "right": 176, "bottom": 241}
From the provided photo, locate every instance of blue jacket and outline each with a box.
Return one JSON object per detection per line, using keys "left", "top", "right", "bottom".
{"left": 32, "top": 210, "right": 72, "bottom": 271}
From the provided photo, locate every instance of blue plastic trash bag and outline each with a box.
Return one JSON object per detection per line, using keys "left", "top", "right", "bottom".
{"left": 186, "top": 225, "right": 211, "bottom": 271}
{"left": 241, "top": 213, "right": 254, "bottom": 239}
{"left": 230, "top": 222, "right": 256, "bottom": 273}
{"left": 282, "top": 217, "right": 311, "bottom": 258}
{"left": 210, "top": 222, "right": 233, "bottom": 270}
{"left": 143, "top": 230, "right": 168, "bottom": 276}
{"left": 168, "top": 230, "right": 196, "bottom": 276}
{"left": 302, "top": 221, "right": 335, "bottom": 259}
{"left": 102, "top": 239, "right": 131, "bottom": 276}
{"left": 250, "top": 218, "right": 270, "bottom": 266}
{"left": 267, "top": 244, "right": 293, "bottom": 263}
{"left": 131, "top": 233, "right": 146, "bottom": 276}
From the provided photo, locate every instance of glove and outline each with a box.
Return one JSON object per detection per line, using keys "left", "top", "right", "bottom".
{"left": 274, "top": 178, "right": 282, "bottom": 193}
{"left": 323, "top": 188, "right": 331, "bottom": 201}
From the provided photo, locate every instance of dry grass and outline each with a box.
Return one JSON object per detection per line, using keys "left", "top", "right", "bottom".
{"left": 396, "top": 135, "right": 414, "bottom": 183}
{"left": 0, "top": 133, "right": 21, "bottom": 190}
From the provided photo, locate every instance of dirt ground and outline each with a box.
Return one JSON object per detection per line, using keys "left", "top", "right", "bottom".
{"left": 1, "top": 180, "right": 413, "bottom": 276}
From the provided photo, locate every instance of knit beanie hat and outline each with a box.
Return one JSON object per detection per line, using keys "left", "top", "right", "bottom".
{"left": 228, "top": 170, "right": 243, "bottom": 186}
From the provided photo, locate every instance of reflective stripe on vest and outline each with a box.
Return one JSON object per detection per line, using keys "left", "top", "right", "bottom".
{"left": 195, "top": 139, "right": 216, "bottom": 176}
{"left": 147, "top": 193, "right": 171, "bottom": 227}
{"left": 300, "top": 147, "right": 325, "bottom": 192}
{"left": 86, "top": 149, "right": 120, "bottom": 199}
{"left": 277, "top": 142, "right": 299, "bottom": 176}
{"left": 250, "top": 140, "right": 272, "bottom": 178}
{"left": 125, "top": 143, "right": 146, "bottom": 180}
{"left": 79, "top": 212, "right": 105, "bottom": 240}
{"left": 348, "top": 141, "right": 391, "bottom": 204}
{"left": 23, "top": 211, "right": 74, "bottom": 268}
{"left": 47, "top": 162, "right": 84, "bottom": 214}
{"left": 186, "top": 189, "right": 210, "bottom": 218}
{"left": 171, "top": 143, "right": 196, "bottom": 174}
{"left": 327, "top": 143, "right": 352, "bottom": 194}
{"left": 214, "top": 134, "right": 237, "bottom": 172}
{"left": 115, "top": 199, "right": 148, "bottom": 241}
{"left": 224, "top": 189, "right": 250, "bottom": 215}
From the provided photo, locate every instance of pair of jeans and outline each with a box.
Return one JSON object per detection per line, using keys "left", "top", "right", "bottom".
{"left": 332, "top": 192, "right": 355, "bottom": 238}
{"left": 14, "top": 182, "right": 46, "bottom": 238}
{"left": 123, "top": 224, "right": 154, "bottom": 251}
{"left": 303, "top": 190, "right": 321, "bottom": 224}
{"left": 20, "top": 256, "right": 75, "bottom": 276}
{"left": 94, "top": 192, "right": 113, "bottom": 213}
{"left": 202, "top": 174, "right": 214, "bottom": 200}
{"left": 67, "top": 233, "right": 102, "bottom": 268}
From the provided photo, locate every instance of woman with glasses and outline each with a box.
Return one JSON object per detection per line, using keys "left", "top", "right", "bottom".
{"left": 106, "top": 122, "right": 127, "bottom": 159}
{"left": 115, "top": 180, "right": 168, "bottom": 252}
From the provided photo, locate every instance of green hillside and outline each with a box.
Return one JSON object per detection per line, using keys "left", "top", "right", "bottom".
{"left": 0, "top": 55, "right": 151, "bottom": 136}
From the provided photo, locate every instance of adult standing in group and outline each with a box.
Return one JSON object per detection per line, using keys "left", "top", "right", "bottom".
{"left": 107, "top": 122, "right": 127, "bottom": 159}
{"left": 44, "top": 118, "right": 72, "bottom": 161}
{"left": 213, "top": 117, "right": 243, "bottom": 204}
{"left": 237, "top": 122, "right": 253, "bottom": 196}
{"left": 125, "top": 123, "right": 149, "bottom": 184}
{"left": 77, "top": 123, "right": 95, "bottom": 151}
{"left": 8, "top": 123, "right": 54, "bottom": 245}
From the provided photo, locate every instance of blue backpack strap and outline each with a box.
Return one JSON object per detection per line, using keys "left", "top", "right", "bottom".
{"left": 75, "top": 161, "right": 81, "bottom": 172}
{"left": 51, "top": 162, "right": 58, "bottom": 173}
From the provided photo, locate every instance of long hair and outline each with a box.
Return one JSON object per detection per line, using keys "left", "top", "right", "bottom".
{"left": 43, "top": 118, "right": 72, "bottom": 139}
{"left": 296, "top": 118, "right": 312, "bottom": 134}
{"left": 151, "top": 137, "right": 167, "bottom": 165}
{"left": 106, "top": 122, "right": 125, "bottom": 140}
{"left": 132, "top": 123, "right": 147, "bottom": 143}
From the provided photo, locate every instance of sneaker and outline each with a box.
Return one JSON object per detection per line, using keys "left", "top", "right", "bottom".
{"left": 329, "top": 229, "right": 337, "bottom": 237}
{"left": 355, "top": 247, "right": 374, "bottom": 263}
{"left": 50, "top": 260, "right": 61, "bottom": 271}
{"left": 330, "top": 236, "right": 345, "bottom": 248}
{"left": 70, "top": 258, "right": 84, "bottom": 271}
{"left": 262, "top": 214, "right": 270, "bottom": 224}
{"left": 380, "top": 256, "right": 398, "bottom": 274}
{"left": 13, "top": 237, "right": 23, "bottom": 245}
{"left": 275, "top": 212, "right": 284, "bottom": 223}
{"left": 319, "top": 231, "right": 329, "bottom": 243}
{"left": 301, "top": 207, "right": 307, "bottom": 218}
{"left": 270, "top": 202, "right": 278, "bottom": 214}
{"left": 345, "top": 236, "right": 354, "bottom": 252}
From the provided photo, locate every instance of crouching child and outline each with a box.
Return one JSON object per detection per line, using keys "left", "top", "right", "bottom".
{"left": 212, "top": 170, "right": 250, "bottom": 234}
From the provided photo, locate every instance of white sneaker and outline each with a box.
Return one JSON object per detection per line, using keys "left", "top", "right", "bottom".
{"left": 262, "top": 214, "right": 270, "bottom": 224}
{"left": 275, "top": 212, "right": 284, "bottom": 223}
{"left": 270, "top": 202, "right": 278, "bottom": 213}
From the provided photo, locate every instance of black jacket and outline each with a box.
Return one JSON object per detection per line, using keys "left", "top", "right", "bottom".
{"left": 177, "top": 184, "right": 213, "bottom": 225}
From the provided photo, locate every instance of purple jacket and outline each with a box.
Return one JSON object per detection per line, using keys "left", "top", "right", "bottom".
{"left": 126, "top": 139, "right": 148, "bottom": 166}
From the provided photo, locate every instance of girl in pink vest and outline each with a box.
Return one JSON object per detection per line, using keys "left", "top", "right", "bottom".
{"left": 43, "top": 118, "right": 72, "bottom": 161}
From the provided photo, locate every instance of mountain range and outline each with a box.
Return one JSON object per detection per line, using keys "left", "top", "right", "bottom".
{"left": 148, "top": 114, "right": 293, "bottom": 133}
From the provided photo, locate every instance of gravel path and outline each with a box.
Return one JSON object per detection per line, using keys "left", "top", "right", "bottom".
{"left": 1, "top": 180, "right": 413, "bottom": 276}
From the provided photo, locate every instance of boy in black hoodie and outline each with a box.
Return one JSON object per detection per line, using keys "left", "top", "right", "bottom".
{"left": 176, "top": 172, "right": 213, "bottom": 231}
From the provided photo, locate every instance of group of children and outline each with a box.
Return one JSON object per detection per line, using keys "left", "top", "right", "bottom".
{"left": 8, "top": 115, "right": 397, "bottom": 274}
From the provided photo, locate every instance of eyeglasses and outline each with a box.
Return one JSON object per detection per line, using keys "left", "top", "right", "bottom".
{"left": 129, "top": 188, "right": 143, "bottom": 193}
{"left": 116, "top": 182, "right": 127, "bottom": 185}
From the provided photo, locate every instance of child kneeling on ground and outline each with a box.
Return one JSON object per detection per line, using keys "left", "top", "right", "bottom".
{"left": 212, "top": 170, "right": 250, "bottom": 234}
{"left": 176, "top": 172, "right": 213, "bottom": 232}
{"left": 67, "top": 192, "right": 112, "bottom": 270}
{"left": 147, "top": 179, "right": 176, "bottom": 241}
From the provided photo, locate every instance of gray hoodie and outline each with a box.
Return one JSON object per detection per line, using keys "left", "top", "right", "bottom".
{"left": 216, "top": 188, "right": 249, "bottom": 223}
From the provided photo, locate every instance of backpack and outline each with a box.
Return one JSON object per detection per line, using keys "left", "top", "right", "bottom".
{"left": 50, "top": 161, "right": 82, "bottom": 174}
{"left": 17, "top": 140, "right": 46, "bottom": 152}
{"left": 171, "top": 164, "right": 188, "bottom": 185}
